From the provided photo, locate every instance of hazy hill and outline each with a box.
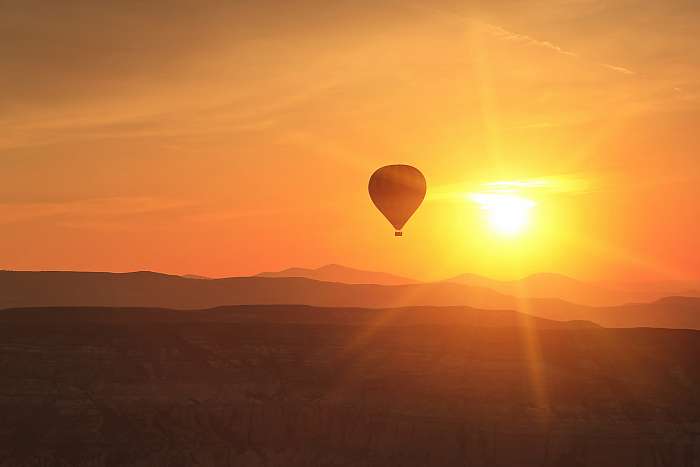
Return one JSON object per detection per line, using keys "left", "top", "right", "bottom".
{"left": 0, "top": 305, "right": 698, "bottom": 466}
{"left": 514, "top": 296, "right": 700, "bottom": 329}
{"left": 257, "top": 264, "right": 416, "bottom": 285}
{"left": 449, "top": 272, "right": 700, "bottom": 306}
{"left": 1, "top": 270, "right": 699, "bottom": 329}
{"left": 180, "top": 274, "right": 211, "bottom": 280}
{"left": 603, "top": 279, "right": 700, "bottom": 297}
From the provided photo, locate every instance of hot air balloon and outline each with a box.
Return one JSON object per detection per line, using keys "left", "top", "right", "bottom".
{"left": 368, "top": 165, "right": 426, "bottom": 236}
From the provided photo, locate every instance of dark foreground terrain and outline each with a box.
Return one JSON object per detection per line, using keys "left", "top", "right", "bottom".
{"left": 1, "top": 306, "right": 700, "bottom": 466}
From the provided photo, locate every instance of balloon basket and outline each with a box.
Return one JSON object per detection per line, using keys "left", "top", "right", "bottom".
{"left": 395, "top": 231, "right": 403, "bottom": 237}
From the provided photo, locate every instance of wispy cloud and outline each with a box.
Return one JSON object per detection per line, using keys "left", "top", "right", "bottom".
{"left": 0, "top": 57, "right": 347, "bottom": 153}
{"left": 482, "top": 23, "right": 577, "bottom": 58}
{"left": 481, "top": 22, "right": 635, "bottom": 76}
{"left": 428, "top": 175, "right": 594, "bottom": 202}
{"left": 0, "top": 197, "right": 192, "bottom": 227}
{"left": 405, "top": 1, "right": 636, "bottom": 77}
{"left": 601, "top": 63, "right": 636, "bottom": 76}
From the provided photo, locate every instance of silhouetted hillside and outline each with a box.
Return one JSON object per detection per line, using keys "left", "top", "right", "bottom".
{"left": 0, "top": 305, "right": 698, "bottom": 466}
{"left": 0, "top": 304, "right": 597, "bottom": 329}
{"left": 257, "top": 264, "right": 416, "bottom": 285}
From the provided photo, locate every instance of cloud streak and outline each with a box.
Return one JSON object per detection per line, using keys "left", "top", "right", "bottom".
{"left": 482, "top": 23, "right": 578, "bottom": 58}
{"left": 427, "top": 175, "right": 594, "bottom": 203}
{"left": 481, "top": 22, "right": 636, "bottom": 76}
{"left": 0, "top": 197, "right": 192, "bottom": 226}
{"left": 601, "top": 63, "right": 636, "bottom": 76}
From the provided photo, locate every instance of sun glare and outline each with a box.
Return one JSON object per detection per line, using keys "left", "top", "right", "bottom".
{"left": 470, "top": 193, "right": 536, "bottom": 237}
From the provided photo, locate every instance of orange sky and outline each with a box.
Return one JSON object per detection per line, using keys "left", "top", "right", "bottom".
{"left": 2, "top": 1, "right": 699, "bottom": 281}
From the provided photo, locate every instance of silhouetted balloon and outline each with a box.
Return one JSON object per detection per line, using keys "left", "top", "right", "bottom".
{"left": 368, "top": 165, "right": 426, "bottom": 236}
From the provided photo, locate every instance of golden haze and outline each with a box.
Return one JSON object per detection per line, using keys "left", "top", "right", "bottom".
{"left": 1, "top": 1, "right": 699, "bottom": 281}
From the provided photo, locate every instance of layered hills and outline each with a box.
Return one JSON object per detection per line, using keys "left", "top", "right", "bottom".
{"left": 1, "top": 270, "right": 699, "bottom": 329}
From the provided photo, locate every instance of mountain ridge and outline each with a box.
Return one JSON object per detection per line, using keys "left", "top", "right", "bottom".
{"left": 257, "top": 263, "right": 417, "bottom": 285}
{"left": 0, "top": 304, "right": 598, "bottom": 329}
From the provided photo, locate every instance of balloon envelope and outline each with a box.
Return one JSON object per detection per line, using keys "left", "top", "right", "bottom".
{"left": 368, "top": 165, "right": 426, "bottom": 234}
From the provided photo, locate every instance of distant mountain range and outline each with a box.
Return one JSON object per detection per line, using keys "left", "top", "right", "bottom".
{"left": 253, "top": 265, "right": 699, "bottom": 306}
{"left": 2, "top": 270, "right": 700, "bottom": 329}
{"left": 256, "top": 264, "right": 416, "bottom": 285}
{"left": 0, "top": 270, "right": 513, "bottom": 310}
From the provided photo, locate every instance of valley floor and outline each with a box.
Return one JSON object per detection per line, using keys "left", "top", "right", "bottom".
{"left": 1, "top": 307, "right": 699, "bottom": 466}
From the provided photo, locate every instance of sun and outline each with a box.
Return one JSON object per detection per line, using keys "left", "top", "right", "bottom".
{"left": 470, "top": 193, "right": 536, "bottom": 237}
